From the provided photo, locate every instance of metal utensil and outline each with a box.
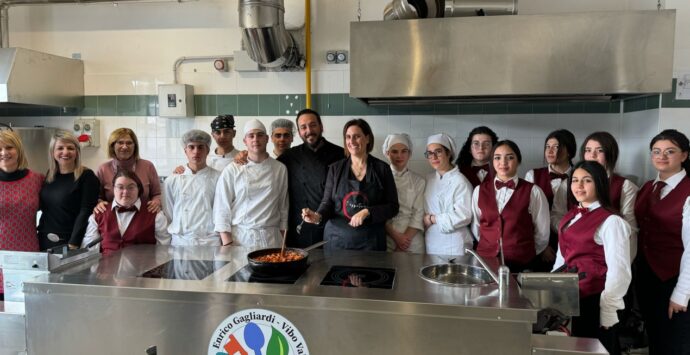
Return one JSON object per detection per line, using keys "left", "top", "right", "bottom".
{"left": 296, "top": 220, "right": 305, "bottom": 235}
{"left": 47, "top": 233, "right": 61, "bottom": 242}
{"left": 280, "top": 229, "right": 287, "bottom": 257}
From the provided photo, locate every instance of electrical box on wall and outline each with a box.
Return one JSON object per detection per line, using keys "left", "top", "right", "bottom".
{"left": 73, "top": 118, "right": 100, "bottom": 148}
{"left": 158, "top": 84, "right": 195, "bottom": 118}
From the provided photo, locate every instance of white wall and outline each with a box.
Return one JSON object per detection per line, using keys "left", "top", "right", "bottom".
{"left": 1, "top": 0, "right": 685, "bottom": 183}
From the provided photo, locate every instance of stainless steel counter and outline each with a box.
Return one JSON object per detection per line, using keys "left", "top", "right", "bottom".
{"left": 21, "top": 245, "right": 604, "bottom": 355}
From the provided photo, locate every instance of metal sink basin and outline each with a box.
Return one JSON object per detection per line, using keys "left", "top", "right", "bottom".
{"left": 419, "top": 263, "right": 495, "bottom": 287}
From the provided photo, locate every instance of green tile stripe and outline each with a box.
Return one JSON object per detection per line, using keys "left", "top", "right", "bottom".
{"left": 7, "top": 83, "right": 690, "bottom": 117}
{"left": 661, "top": 78, "right": 690, "bottom": 108}
{"left": 623, "top": 95, "right": 660, "bottom": 113}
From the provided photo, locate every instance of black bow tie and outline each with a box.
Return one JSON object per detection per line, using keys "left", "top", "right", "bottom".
{"left": 495, "top": 180, "right": 515, "bottom": 190}
{"left": 116, "top": 205, "right": 138, "bottom": 214}
{"left": 550, "top": 172, "right": 568, "bottom": 180}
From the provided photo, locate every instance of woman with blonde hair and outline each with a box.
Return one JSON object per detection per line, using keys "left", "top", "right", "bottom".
{"left": 94, "top": 128, "right": 161, "bottom": 213}
{"left": 0, "top": 129, "right": 43, "bottom": 299}
{"left": 38, "top": 131, "right": 100, "bottom": 250}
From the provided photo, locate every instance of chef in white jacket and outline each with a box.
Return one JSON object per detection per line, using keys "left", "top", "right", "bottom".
{"left": 163, "top": 129, "right": 221, "bottom": 246}
{"left": 213, "top": 119, "right": 289, "bottom": 250}
{"left": 383, "top": 133, "right": 426, "bottom": 253}
{"left": 423, "top": 133, "right": 474, "bottom": 255}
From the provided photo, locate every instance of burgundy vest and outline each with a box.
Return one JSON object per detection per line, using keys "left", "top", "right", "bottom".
{"left": 477, "top": 178, "right": 536, "bottom": 266}
{"left": 460, "top": 164, "right": 492, "bottom": 188}
{"left": 532, "top": 168, "right": 554, "bottom": 208}
{"left": 559, "top": 206, "right": 613, "bottom": 297}
{"left": 609, "top": 174, "right": 626, "bottom": 212}
{"left": 635, "top": 176, "right": 690, "bottom": 281}
{"left": 95, "top": 203, "right": 157, "bottom": 255}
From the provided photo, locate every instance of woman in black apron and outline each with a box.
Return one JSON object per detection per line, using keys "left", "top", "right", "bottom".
{"left": 301, "top": 119, "right": 399, "bottom": 251}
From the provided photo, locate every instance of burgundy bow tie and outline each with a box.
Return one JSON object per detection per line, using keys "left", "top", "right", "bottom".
{"left": 576, "top": 207, "right": 589, "bottom": 215}
{"left": 495, "top": 179, "right": 515, "bottom": 190}
{"left": 471, "top": 164, "right": 489, "bottom": 174}
{"left": 116, "top": 205, "right": 138, "bottom": 214}
{"left": 550, "top": 172, "right": 569, "bottom": 180}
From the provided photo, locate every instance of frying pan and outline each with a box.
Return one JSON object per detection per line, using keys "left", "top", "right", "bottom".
{"left": 247, "top": 240, "right": 327, "bottom": 276}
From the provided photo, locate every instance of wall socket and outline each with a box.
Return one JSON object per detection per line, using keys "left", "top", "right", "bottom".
{"left": 73, "top": 118, "right": 100, "bottom": 148}
{"left": 326, "top": 50, "right": 348, "bottom": 64}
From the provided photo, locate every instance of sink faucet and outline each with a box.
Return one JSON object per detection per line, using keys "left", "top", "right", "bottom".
{"left": 465, "top": 247, "right": 510, "bottom": 298}
{"left": 464, "top": 248, "right": 499, "bottom": 284}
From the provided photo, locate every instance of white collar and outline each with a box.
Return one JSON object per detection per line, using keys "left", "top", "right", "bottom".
{"left": 580, "top": 200, "right": 601, "bottom": 212}
{"left": 655, "top": 169, "right": 687, "bottom": 189}
{"left": 112, "top": 198, "right": 142, "bottom": 211}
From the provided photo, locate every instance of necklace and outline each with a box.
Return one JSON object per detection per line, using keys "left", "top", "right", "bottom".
{"left": 351, "top": 163, "right": 366, "bottom": 179}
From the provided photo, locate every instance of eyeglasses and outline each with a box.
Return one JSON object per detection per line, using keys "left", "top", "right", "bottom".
{"left": 424, "top": 149, "right": 445, "bottom": 159}
{"left": 651, "top": 149, "right": 679, "bottom": 158}
{"left": 114, "top": 184, "right": 138, "bottom": 192}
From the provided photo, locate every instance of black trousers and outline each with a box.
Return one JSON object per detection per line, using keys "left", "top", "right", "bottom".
{"left": 636, "top": 256, "right": 690, "bottom": 355}
{"left": 571, "top": 293, "right": 621, "bottom": 355}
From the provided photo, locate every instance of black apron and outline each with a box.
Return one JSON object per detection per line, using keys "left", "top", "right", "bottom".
{"left": 324, "top": 162, "right": 385, "bottom": 251}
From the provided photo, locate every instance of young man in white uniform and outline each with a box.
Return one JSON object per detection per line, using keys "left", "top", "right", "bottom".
{"left": 214, "top": 119, "right": 289, "bottom": 250}
{"left": 164, "top": 130, "right": 221, "bottom": 245}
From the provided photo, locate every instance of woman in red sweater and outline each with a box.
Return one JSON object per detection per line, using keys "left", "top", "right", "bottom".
{"left": 0, "top": 130, "right": 43, "bottom": 299}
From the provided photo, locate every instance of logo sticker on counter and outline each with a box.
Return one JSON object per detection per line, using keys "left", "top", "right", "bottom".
{"left": 208, "top": 308, "right": 310, "bottom": 355}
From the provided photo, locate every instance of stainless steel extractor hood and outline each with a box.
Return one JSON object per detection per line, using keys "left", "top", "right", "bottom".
{"left": 350, "top": 10, "right": 676, "bottom": 104}
{"left": 0, "top": 47, "right": 84, "bottom": 108}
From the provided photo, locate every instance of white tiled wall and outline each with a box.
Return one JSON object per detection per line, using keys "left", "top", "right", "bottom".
{"left": 3, "top": 111, "right": 664, "bottom": 184}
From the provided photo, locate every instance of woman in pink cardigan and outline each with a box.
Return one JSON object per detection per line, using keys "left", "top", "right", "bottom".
{"left": 95, "top": 128, "right": 161, "bottom": 213}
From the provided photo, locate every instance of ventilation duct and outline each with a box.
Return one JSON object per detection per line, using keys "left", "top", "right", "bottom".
{"left": 239, "top": 0, "right": 300, "bottom": 68}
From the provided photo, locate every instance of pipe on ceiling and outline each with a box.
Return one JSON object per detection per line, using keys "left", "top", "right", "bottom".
{"left": 238, "top": 0, "right": 299, "bottom": 68}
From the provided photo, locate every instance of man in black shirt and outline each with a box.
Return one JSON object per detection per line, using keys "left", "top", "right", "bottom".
{"left": 277, "top": 109, "right": 343, "bottom": 248}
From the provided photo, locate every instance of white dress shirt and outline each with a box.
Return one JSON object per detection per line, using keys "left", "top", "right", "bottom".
{"left": 82, "top": 199, "right": 171, "bottom": 249}
{"left": 654, "top": 170, "right": 690, "bottom": 307}
{"left": 163, "top": 165, "right": 221, "bottom": 246}
{"left": 424, "top": 166, "right": 474, "bottom": 256}
{"left": 525, "top": 165, "right": 571, "bottom": 232}
{"left": 472, "top": 162, "right": 490, "bottom": 183}
{"left": 386, "top": 166, "right": 426, "bottom": 253}
{"left": 618, "top": 178, "right": 639, "bottom": 260}
{"left": 471, "top": 176, "right": 550, "bottom": 255}
{"left": 553, "top": 201, "right": 632, "bottom": 328}
{"left": 207, "top": 148, "right": 239, "bottom": 172}
{"left": 213, "top": 157, "right": 289, "bottom": 251}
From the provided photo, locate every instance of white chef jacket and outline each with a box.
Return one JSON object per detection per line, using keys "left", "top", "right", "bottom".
{"left": 652, "top": 170, "right": 690, "bottom": 307}
{"left": 163, "top": 165, "right": 221, "bottom": 246}
{"left": 207, "top": 148, "right": 239, "bottom": 172}
{"left": 424, "top": 166, "right": 473, "bottom": 256}
{"left": 553, "top": 201, "right": 632, "bottom": 328}
{"left": 213, "top": 157, "right": 289, "bottom": 251}
{"left": 82, "top": 199, "right": 171, "bottom": 249}
{"left": 525, "top": 165, "right": 571, "bottom": 232}
{"left": 386, "top": 166, "right": 426, "bottom": 253}
{"left": 471, "top": 176, "right": 550, "bottom": 255}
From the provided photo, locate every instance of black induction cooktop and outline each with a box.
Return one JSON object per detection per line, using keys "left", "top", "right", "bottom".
{"left": 227, "top": 265, "right": 306, "bottom": 284}
{"left": 320, "top": 265, "right": 396, "bottom": 289}
{"left": 140, "top": 259, "right": 229, "bottom": 280}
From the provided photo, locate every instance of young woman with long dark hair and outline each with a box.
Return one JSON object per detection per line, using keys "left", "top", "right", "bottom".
{"left": 553, "top": 160, "right": 631, "bottom": 355}
{"left": 456, "top": 126, "right": 499, "bottom": 188}
{"left": 578, "top": 131, "right": 638, "bottom": 258}
{"left": 471, "top": 140, "right": 550, "bottom": 272}
{"left": 525, "top": 129, "right": 577, "bottom": 269}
